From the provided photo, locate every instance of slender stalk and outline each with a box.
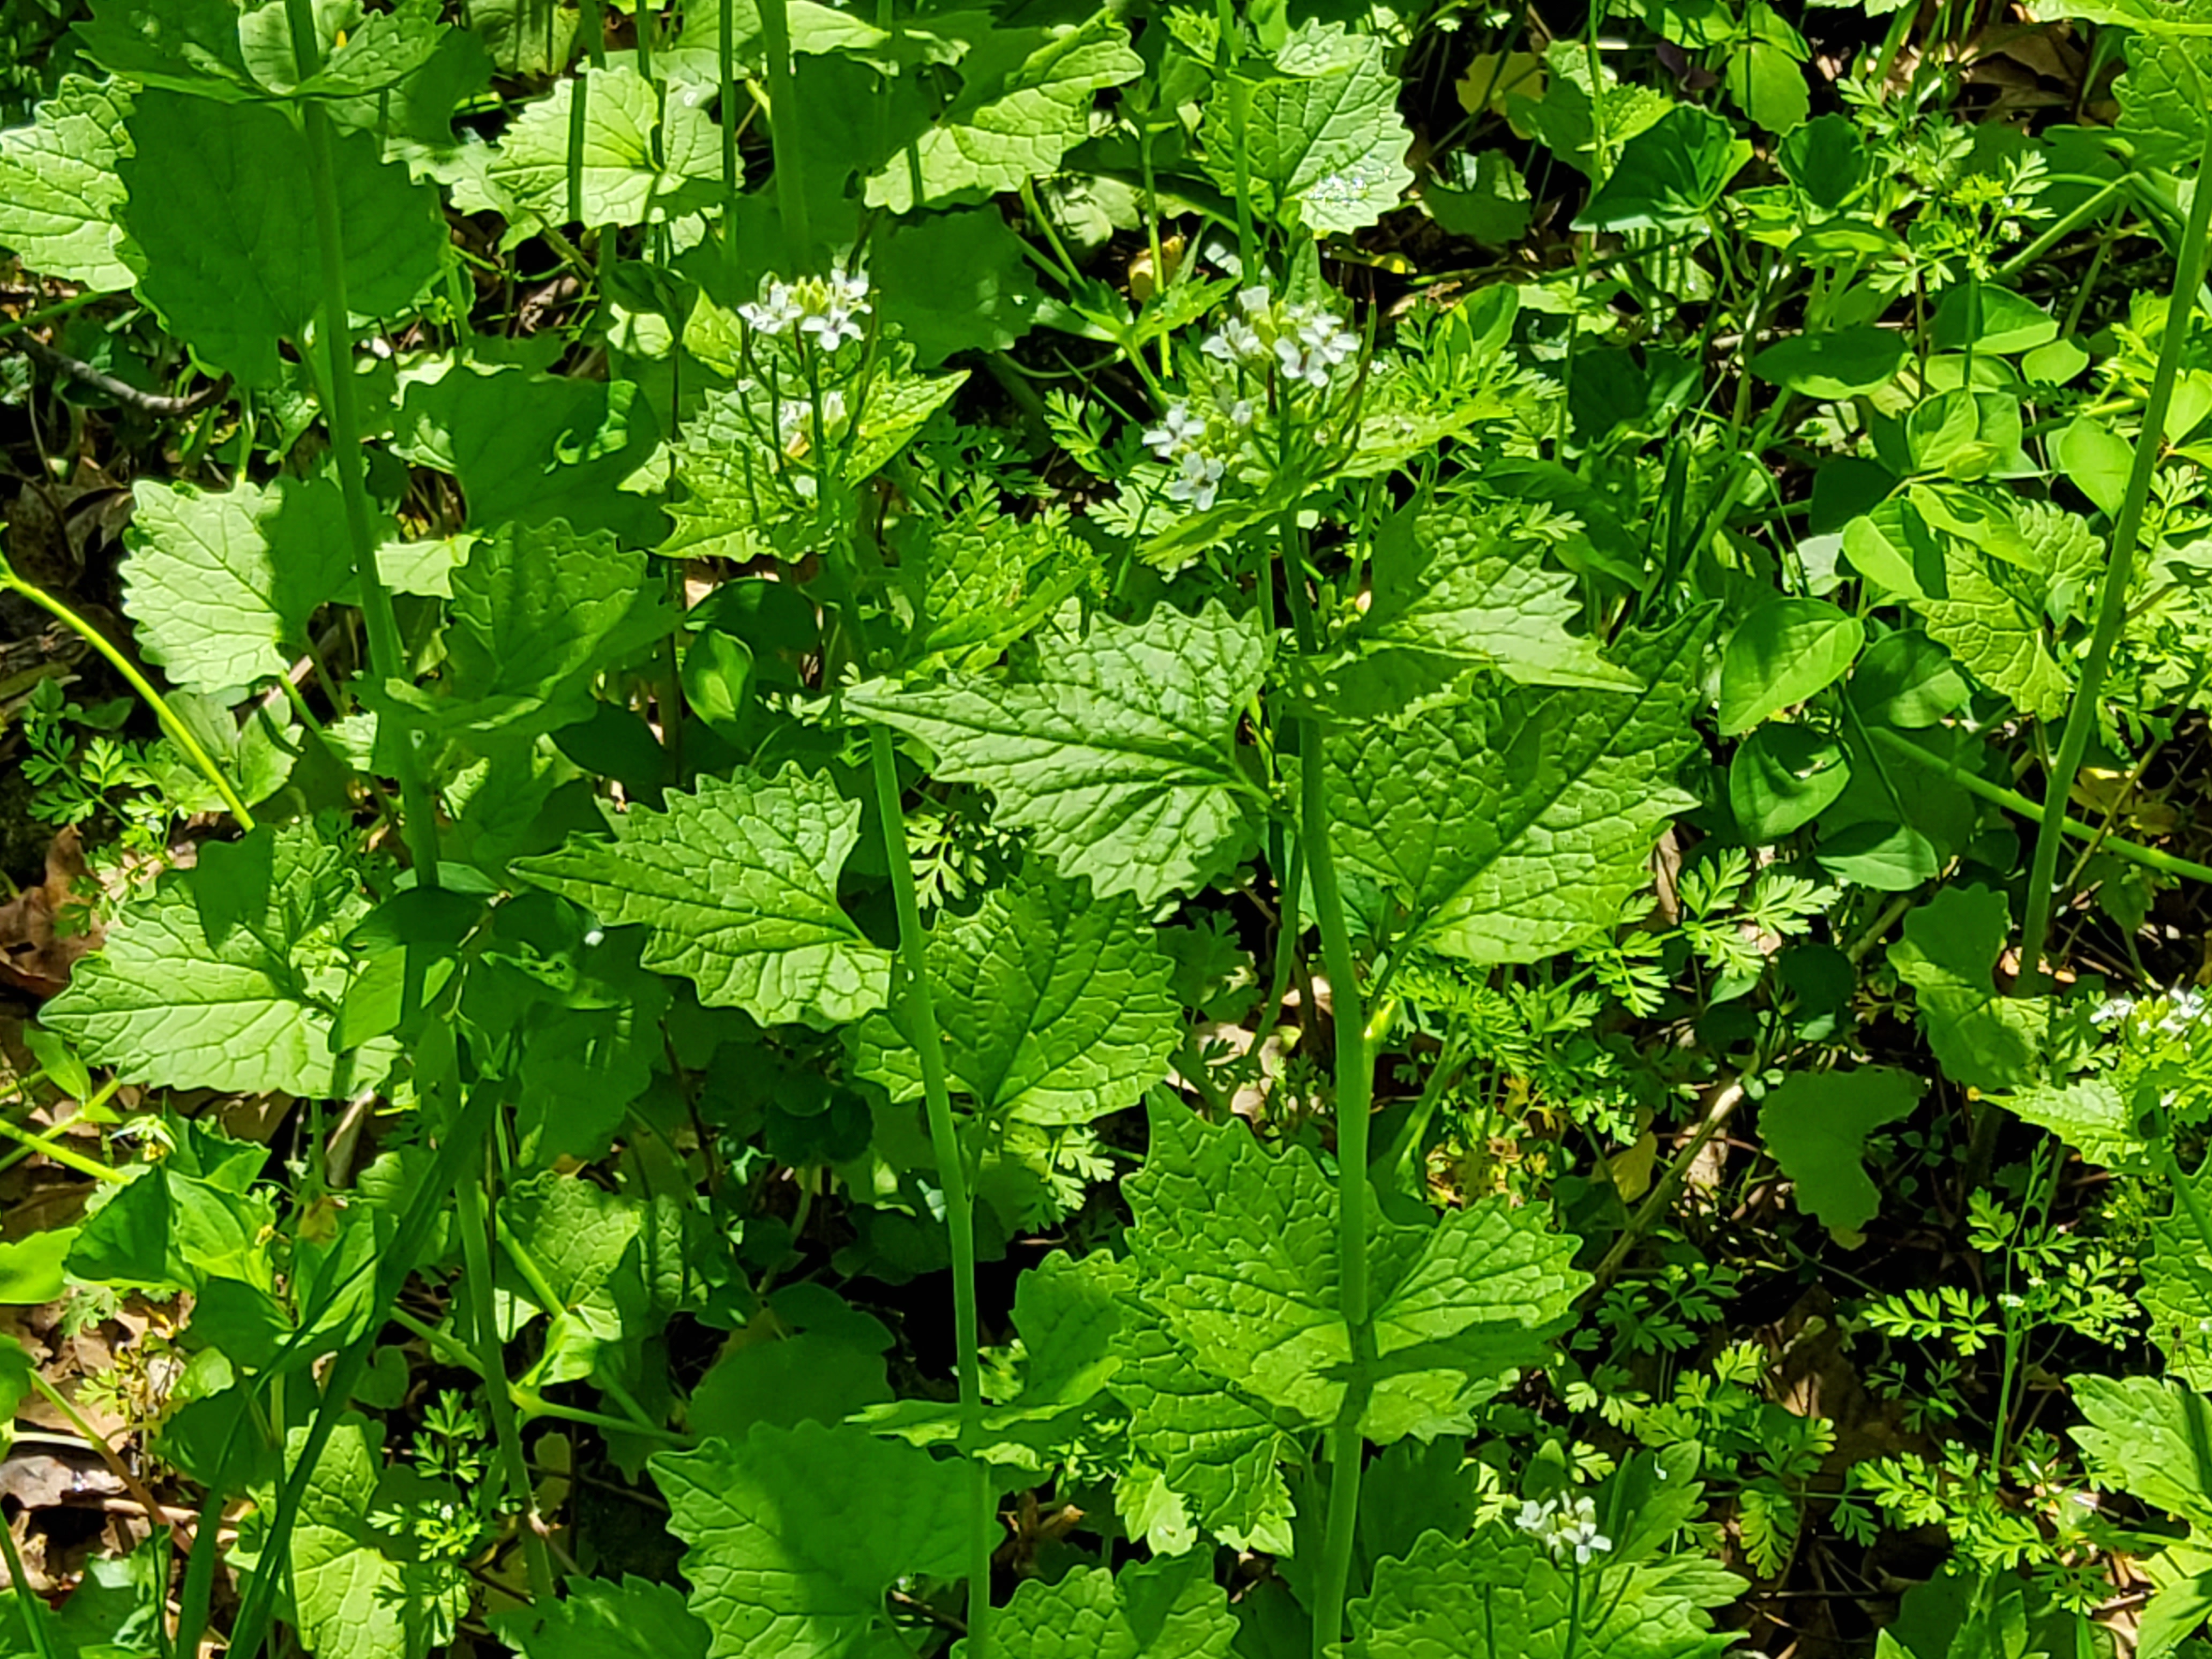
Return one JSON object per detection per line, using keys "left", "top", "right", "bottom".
{"left": 457, "top": 1159, "right": 557, "bottom": 1602}
{"left": 207, "top": 1084, "right": 499, "bottom": 1659}
{"left": 757, "top": 0, "right": 812, "bottom": 267}
{"left": 2019, "top": 115, "right": 2212, "bottom": 992}
{"left": 0, "top": 565, "right": 255, "bottom": 827}
{"left": 0, "top": 1515, "right": 57, "bottom": 1659}
{"left": 1868, "top": 726, "right": 2212, "bottom": 885}
{"left": 285, "top": 0, "right": 442, "bottom": 890}
{"left": 868, "top": 729, "right": 993, "bottom": 1654}
{"left": 0, "top": 1114, "right": 126, "bottom": 1182}
{"left": 719, "top": 0, "right": 739, "bottom": 252}
{"left": 1283, "top": 621, "right": 1373, "bottom": 1659}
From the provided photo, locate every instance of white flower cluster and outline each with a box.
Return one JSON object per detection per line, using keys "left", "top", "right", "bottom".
{"left": 1140, "top": 401, "right": 1228, "bottom": 510}
{"left": 738, "top": 267, "right": 872, "bottom": 350}
{"left": 1514, "top": 1494, "right": 1612, "bottom": 1565}
{"left": 1200, "top": 285, "right": 1359, "bottom": 390}
{"left": 2095, "top": 985, "right": 2211, "bottom": 1036}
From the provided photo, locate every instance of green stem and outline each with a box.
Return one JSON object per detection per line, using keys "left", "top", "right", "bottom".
{"left": 457, "top": 1160, "right": 556, "bottom": 1603}
{"left": 0, "top": 567, "right": 255, "bottom": 827}
{"left": 1286, "top": 613, "right": 1372, "bottom": 1659}
{"left": 0, "top": 1514, "right": 56, "bottom": 1659}
{"left": 285, "top": 0, "right": 442, "bottom": 891}
{"left": 2018, "top": 116, "right": 2212, "bottom": 992}
{"left": 719, "top": 0, "right": 739, "bottom": 251}
{"left": 0, "top": 1114, "right": 126, "bottom": 1182}
{"left": 868, "top": 728, "right": 993, "bottom": 1655}
{"left": 757, "top": 0, "right": 812, "bottom": 269}
{"left": 1868, "top": 727, "right": 2212, "bottom": 884}
{"left": 0, "top": 289, "right": 107, "bottom": 345}
{"left": 210, "top": 1085, "right": 499, "bottom": 1659}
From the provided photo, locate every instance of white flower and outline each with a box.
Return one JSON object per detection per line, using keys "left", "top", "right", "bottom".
{"left": 800, "top": 301, "right": 865, "bottom": 350}
{"left": 741, "top": 267, "right": 872, "bottom": 349}
{"left": 1513, "top": 1494, "right": 1611, "bottom": 1565}
{"left": 1202, "top": 314, "right": 1266, "bottom": 365}
{"left": 1236, "top": 285, "right": 1272, "bottom": 316}
{"left": 1140, "top": 401, "right": 1205, "bottom": 459}
{"left": 1165, "top": 450, "right": 1225, "bottom": 511}
{"left": 1227, "top": 398, "right": 1255, "bottom": 427}
{"left": 737, "top": 278, "right": 802, "bottom": 335}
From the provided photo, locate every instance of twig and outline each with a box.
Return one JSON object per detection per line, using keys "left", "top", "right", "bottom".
{"left": 1586, "top": 1076, "right": 1748, "bottom": 1293}
{"left": 14, "top": 336, "right": 229, "bottom": 417}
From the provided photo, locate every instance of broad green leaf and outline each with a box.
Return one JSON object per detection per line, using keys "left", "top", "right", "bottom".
{"left": 74, "top": 0, "right": 258, "bottom": 98}
{"left": 1321, "top": 500, "right": 1640, "bottom": 716}
{"left": 118, "top": 89, "right": 445, "bottom": 385}
{"left": 1424, "top": 149, "right": 1531, "bottom": 244}
{"left": 498, "top": 1170, "right": 652, "bottom": 1385}
{"left": 1994, "top": 1077, "right": 2142, "bottom": 1168}
{"left": 1907, "top": 497, "right": 2097, "bottom": 716}
{"left": 1717, "top": 596, "right": 1862, "bottom": 735}
{"left": 1848, "top": 630, "right": 1969, "bottom": 729}
{"left": 873, "top": 207, "right": 1044, "bottom": 367}
{"left": 1574, "top": 104, "right": 1751, "bottom": 233}
{"left": 2040, "top": 0, "right": 2212, "bottom": 31}
{"left": 268, "top": 0, "right": 451, "bottom": 98}
{"left": 466, "top": 0, "right": 579, "bottom": 74}
{"left": 1326, "top": 614, "right": 1708, "bottom": 963}
{"left": 1114, "top": 1268, "right": 1296, "bottom": 1553}
{"left": 1207, "top": 29, "right": 1413, "bottom": 235}
{"left": 288, "top": 1415, "right": 468, "bottom": 1659}
{"left": 900, "top": 497, "right": 1100, "bottom": 672}
{"left": 959, "top": 1555, "right": 1237, "bottom": 1659}
{"left": 2071, "top": 1375, "right": 2212, "bottom": 1532}
{"left": 67, "top": 1145, "right": 274, "bottom": 1297}
{"left": 651, "top": 1422, "right": 972, "bottom": 1659}
{"left": 488, "top": 64, "right": 720, "bottom": 229}
{"left": 1508, "top": 39, "right": 1670, "bottom": 177}
{"left": 863, "top": 13, "right": 1141, "bottom": 212}
{"left": 41, "top": 824, "right": 393, "bottom": 1096}
{"left": 1127, "top": 1099, "right": 1582, "bottom": 1440}
{"left": 1914, "top": 554, "right": 2069, "bottom": 719}
{"left": 1888, "top": 884, "right": 2044, "bottom": 1092}
{"left": 1728, "top": 724, "right": 1849, "bottom": 842}
{"left": 1346, "top": 1526, "right": 1737, "bottom": 1658}
{"left": 514, "top": 766, "right": 892, "bottom": 1028}
{"left": 2143, "top": 1153, "right": 2212, "bottom": 1387}
{"left": 1757, "top": 1067, "right": 1926, "bottom": 1244}
{"left": 663, "top": 347, "right": 965, "bottom": 559}
{"left": 2055, "top": 415, "right": 2133, "bottom": 518}
{"left": 121, "top": 473, "right": 356, "bottom": 698}
{"left": 852, "top": 864, "right": 1179, "bottom": 1126}
{"left": 1931, "top": 284, "right": 2057, "bottom": 356}
{"left": 1748, "top": 326, "right": 1908, "bottom": 399}
{"left": 490, "top": 1575, "right": 711, "bottom": 1659}
{"left": 1724, "top": 38, "right": 1810, "bottom": 132}
{"left": 0, "top": 1230, "right": 74, "bottom": 1305}
{"left": 2117, "top": 31, "right": 2212, "bottom": 171}
{"left": 0, "top": 76, "right": 134, "bottom": 289}
{"left": 377, "top": 520, "right": 673, "bottom": 738}
{"left": 390, "top": 361, "right": 667, "bottom": 543}
{"left": 847, "top": 603, "right": 1271, "bottom": 903}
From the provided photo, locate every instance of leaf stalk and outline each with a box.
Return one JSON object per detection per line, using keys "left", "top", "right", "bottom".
{"left": 2018, "top": 110, "right": 2212, "bottom": 991}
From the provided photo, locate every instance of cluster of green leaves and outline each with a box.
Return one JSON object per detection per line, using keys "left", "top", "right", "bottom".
{"left": 10, "top": 0, "right": 2212, "bottom": 1656}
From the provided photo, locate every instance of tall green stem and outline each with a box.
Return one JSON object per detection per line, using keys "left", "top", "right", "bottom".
{"left": 867, "top": 729, "right": 993, "bottom": 1654}
{"left": 457, "top": 1157, "right": 557, "bottom": 1602}
{"left": 285, "top": 3, "right": 442, "bottom": 888}
{"left": 1286, "top": 596, "right": 1372, "bottom": 1659}
{"left": 2019, "top": 116, "right": 2212, "bottom": 992}
{"left": 757, "top": 0, "right": 812, "bottom": 267}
